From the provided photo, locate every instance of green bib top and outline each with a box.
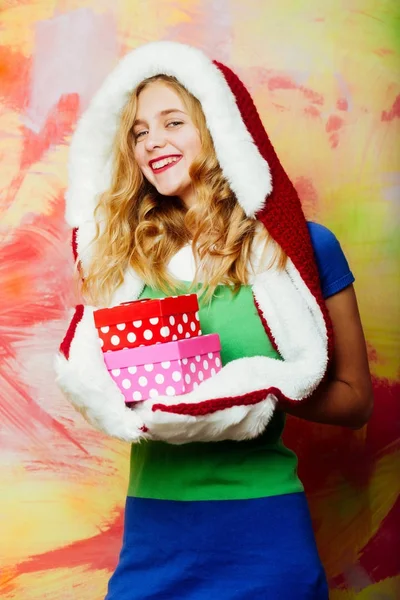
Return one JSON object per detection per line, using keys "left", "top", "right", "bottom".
{"left": 128, "top": 283, "right": 303, "bottom": 501}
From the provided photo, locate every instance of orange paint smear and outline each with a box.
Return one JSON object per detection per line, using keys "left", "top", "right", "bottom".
{"left": 2, "top": 94, "right": 80, "bottom": 215}
{"left": 268, "top": 75, "right": 297, "bottom": 91}
{"left": 0, "top": 367, "right": 88, "bottom": 454}
{"left": 302, "top": 87, "right": 324, "bottom": 105}
{"left": 294, "top": 175, "right": 319, "bottom": 218}
{"left": 304, "top": 105, "right": 320, "bottom": 118}
{"left": 20, "top": 93, "right": 80, "bottom": 169}
{"left": 373, "top": 48, "right": 394, "bottom": 56}
{"left": 284, "top": 377, "right": 400, "bottom": 493}
{"left": 268, "top": 75, "right": 325, "bottom": 106}
{"left": 0, "top": 46, "right": 32, "bottom": 110}
{"left": 336, "top": 98, "right": 348, "bottom": 111}
{"left": 381, "top": 94, "right": 400, "bottom": 122}
{"left": 326, "top": 115, "right": 344, "bottom": 133}
{"left": 331, "top": 497, "right": 400, "bottom": 588}
{"left": 11, "top": 508, "right": 124, "bottom": 579}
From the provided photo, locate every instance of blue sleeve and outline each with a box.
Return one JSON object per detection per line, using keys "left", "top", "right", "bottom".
{"left": 307, "top": 222, "right": 355, "bottom": 299}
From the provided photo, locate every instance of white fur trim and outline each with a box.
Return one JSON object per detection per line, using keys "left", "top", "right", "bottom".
{"left": 136, "top": 396, "right": 277, "bottom": 444}
{"left": 54, "top": 305, "right": 277, "bottom": 443}
{"left": 168, "top": 244, "right": 196, "bottom": 281}
{"left": 54, "top": 307, "right": 149, "bottom": 442}
{"left": 56, "top": 238, "right": 328, "bottom": 443}
{"left": 75, "top": 223, "right": 145, "bottom": 305}
{"left": 66, "top": 41, "right": 271, "bottom": 234}
{"left": 133, "top": 258, "right": 328, "bottom": 443}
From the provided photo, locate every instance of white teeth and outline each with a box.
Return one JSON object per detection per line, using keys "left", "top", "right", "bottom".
{"left": 151, "top": 156, "right": 179, "bottom": 170}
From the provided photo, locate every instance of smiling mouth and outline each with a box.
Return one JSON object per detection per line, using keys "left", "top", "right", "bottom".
{"left": 150, "top": 155, "right": 182, "bottom": 173}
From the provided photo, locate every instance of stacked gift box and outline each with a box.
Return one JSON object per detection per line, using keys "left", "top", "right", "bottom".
{"left": 93, "top": 295, "right": 222, "bottom": 403}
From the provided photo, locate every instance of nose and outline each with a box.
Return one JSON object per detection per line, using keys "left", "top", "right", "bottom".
{"left": 144, "top": 127, "right": 166, "bottom": 152}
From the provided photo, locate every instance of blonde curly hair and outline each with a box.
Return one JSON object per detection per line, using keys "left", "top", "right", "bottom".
{"left": 81, "top": 75, "right": 286, "bottom": 305}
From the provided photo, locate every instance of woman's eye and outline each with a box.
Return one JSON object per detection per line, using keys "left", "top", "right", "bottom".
{"left": 135, "top": 130, "right": 147, "bottom": 140}
{"left": 167, "top": 120, "right": 183, "bottom": 128}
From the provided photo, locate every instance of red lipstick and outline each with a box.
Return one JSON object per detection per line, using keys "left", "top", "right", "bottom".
{"left": 149, "top": 154, "right": 182, "bottom": 173}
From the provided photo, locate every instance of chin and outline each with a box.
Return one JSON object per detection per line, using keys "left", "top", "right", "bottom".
{"left": 158, "top": 186, "right": 180, "bottom": 196}
{"left": 156, "top": 185, "right": 186, "bottom": 199}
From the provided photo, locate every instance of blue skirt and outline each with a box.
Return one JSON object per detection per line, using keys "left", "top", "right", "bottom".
{"left": 105, "top": 492, "right": 328, "bottom": 600}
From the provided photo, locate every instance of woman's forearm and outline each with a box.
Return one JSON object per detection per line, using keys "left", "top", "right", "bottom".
{"left": 279, "top": 377, "right": 373, "bottom": 429}
{"left": 280, "top": 286, "right": 374, "bottom": 429}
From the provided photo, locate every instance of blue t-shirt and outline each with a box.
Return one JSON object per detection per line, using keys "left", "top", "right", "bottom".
{"left": 307, "top": 221, "right": 355, "bottom": 298}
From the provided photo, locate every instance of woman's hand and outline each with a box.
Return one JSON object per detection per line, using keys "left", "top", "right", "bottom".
{"left": 55, "top": 305, "right": 150, "bottom": 443}
{"left": 279, "top": 285, "right": 373, "bottom": 428}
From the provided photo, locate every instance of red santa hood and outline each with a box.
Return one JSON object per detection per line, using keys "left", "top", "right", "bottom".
{"left": 56, "top": 41, "right": 333, "bottom": 444}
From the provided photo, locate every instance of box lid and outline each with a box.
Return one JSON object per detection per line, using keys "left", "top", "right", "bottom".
{"left": 103, "top": 334, "right": 221, "bottom": 369}
{"left": 94, "top": 294, "right": 199, "bottom": 327}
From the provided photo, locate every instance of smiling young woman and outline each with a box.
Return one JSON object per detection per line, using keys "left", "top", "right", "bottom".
{"left": 56, "top": 42, "right": 373, "bottom": 600}
{"left": 132, "top": 81, "right": 202, "bottom": 204}
{"left": 83, "top": 74, "right": 283, "bottom": 307}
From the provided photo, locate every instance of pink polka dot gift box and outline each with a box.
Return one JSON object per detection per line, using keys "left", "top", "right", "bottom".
{"left": 93, "top": 294, "right": 201, "bottom": 352}
{"left": 103, "top": 334, "right": 222, "bottom": 403}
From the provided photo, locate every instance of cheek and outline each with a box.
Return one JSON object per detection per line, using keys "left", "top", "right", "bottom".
{"left": 187, "top": 131, "right": 202, "bottom": 158}
{"left": 133, "top": 146, "right": 147, "bottom": 173}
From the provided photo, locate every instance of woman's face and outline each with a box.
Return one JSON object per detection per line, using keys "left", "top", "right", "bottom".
{"left": 133, "top": 82, "right": 202, "bottom": 208}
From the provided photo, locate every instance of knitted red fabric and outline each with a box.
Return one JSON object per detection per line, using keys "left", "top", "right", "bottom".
{"left": 71, "top": 227, "right": 85, "bottom": 282}
{"left": 64, "top": 52, "right": 334, "bottom": 419}
{"left": 214, "top": 61, "right": 334, "bottom": 361}
{"left": 72, "top": 227, "right": 78, "bottom": 263}
{"left": 150, "top": 62, "right": 335, "bottom": 416}
{"left": 152, "top": 387, "right": 292, "bottom": 417}
{"left": 253, "top": 295, "right": 279, "bottom": 354}
{"left": 59, "top": 304, "right": 84, "bottom": 360}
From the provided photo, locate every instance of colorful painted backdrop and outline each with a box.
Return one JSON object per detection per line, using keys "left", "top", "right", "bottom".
{"left": 1, "top": 1, "right": 399, "bottom": 598}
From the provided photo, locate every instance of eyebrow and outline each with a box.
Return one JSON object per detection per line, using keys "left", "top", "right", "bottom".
{"left": 133, "top": 109, "right": 186, "bottom": 128}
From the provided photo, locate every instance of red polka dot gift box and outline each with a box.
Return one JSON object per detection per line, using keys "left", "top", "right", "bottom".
{"left": 93, "top": 295, "right": 201, "bottom": 352}
{"left": 103, "top": 334, "right": 222, "bottom": 403}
